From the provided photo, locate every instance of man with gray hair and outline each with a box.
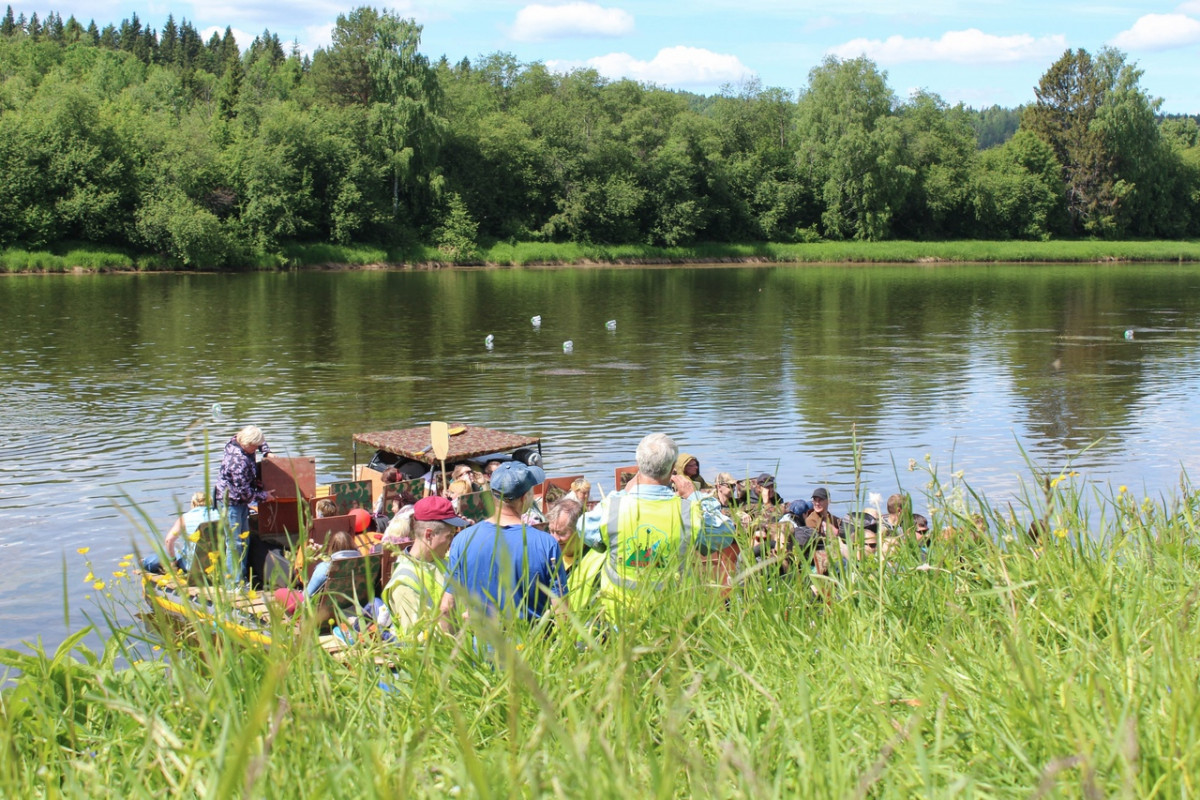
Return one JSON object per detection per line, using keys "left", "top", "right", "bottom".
{"left": 582, "top": 433, "right": 734, "bottom": 615}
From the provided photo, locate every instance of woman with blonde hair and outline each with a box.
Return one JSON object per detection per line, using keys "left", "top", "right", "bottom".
{"left": 142, "top": 491, "right": 219, "bottom": 574}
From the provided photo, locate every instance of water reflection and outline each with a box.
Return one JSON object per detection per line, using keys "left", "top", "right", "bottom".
{"left": 2, "top": 264, "right": 1200, "bottom": 650}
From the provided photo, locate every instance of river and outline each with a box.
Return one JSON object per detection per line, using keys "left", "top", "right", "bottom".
{"left": 2, "top": 263, "right": 1199, "bottom": 652}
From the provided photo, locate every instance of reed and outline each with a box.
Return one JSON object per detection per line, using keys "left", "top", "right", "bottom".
{"left": 5, "top": 239, "right": 1199, "bottom": 273}
{"left": 2, "top": 470, "right": 1198, "bottom": 797}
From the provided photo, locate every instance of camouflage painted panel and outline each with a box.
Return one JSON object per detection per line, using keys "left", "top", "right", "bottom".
{"left": 382, "top": 478, "right": 426, "bottom": 508}
{"left": 329, "top": 480, "right": 373, "bottom": 515}
{"left": 615, "top": 467, "right": 638, "bottom": 491}
{"left": 322, "top": 554, "right": 381, "bottom": 609}
{"left": 456, "top": 490, "right": 495, "bottom": 523}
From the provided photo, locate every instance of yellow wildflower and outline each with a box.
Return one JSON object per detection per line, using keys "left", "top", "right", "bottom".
{"left": 152, "top": 645, "right": 161, "bottom": 652}
{"left": 84, "top": 571, "right": 94, "bottom": 583}
{"left": 1050, "top": 476, "right": 1064, "bottom": 488}
{"left": 1053, "top": 528, "right": 1068, "bottom": 539}
{"left": 207, "top": 552, "right": 218, "bottom": 561}
{"left": 205, "top": 564, "right": 215, "bottom": 574}
{"left": 239, "top": 531, "right": 250, "bottom": 540}
{"left": 77, "top": 547, "right": 90, "bottom": 555}
{"left": 92, "top": 580, "right": 105, "bottom": 590}
{"left": 1118, "top": 485, "right": 1127, "bottom": 494}
{"left": 247, "top": 590, "right": 258, "bottom": 601}
{"left": 118, "top": 561, "right": 131, "bottom": 569}
{"left": 112, "top": 570, "right": 127, "bottom": 578}
{"left": 187, "top": 531, "right": 201, "bottom": 542}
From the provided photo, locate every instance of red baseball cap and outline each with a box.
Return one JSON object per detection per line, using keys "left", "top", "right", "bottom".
{"left": 412, "top": 496, "right": 471, "bottom": 527}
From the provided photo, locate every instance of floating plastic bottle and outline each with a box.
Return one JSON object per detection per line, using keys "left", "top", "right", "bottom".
{"left": 531, "top": 315, "right": 542, "bottom": 328}
{"left": 485, "top": 334, "right": 495, "bottom": 349}
{"left": 562, "top": 340, "right": 573, "bottom": 353}
{"left": 605, "top": 319, "right": 617, "bottom": 331}
{"left": 211, "top": 402, "right": 224, "bottom": 422}
{"left": 1124, "top": 329, "right": 1134, "bottom": 340}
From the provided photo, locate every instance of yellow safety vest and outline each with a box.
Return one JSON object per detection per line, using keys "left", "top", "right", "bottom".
{"left": 598, "top": 491, "right": 701, "bottom": 612}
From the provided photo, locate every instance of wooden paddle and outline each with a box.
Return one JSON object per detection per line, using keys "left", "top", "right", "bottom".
{"left": 430, "top": 421, "right": 449, "bottom": 497}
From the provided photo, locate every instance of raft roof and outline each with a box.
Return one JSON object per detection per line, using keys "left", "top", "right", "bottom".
{"left": 353, "top": 425, "right": 540, "bottom": 465}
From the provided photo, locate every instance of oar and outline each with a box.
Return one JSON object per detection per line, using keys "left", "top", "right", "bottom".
{"left": 430, "top": 421, "right": 450, "bottom": 496}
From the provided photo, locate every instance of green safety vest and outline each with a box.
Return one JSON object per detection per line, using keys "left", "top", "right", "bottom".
{"left": 599, "top": 491, "right": 701, "bottom": 610}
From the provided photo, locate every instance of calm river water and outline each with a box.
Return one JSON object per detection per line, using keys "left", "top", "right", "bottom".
{"left": 2, "top": 263, "right": 1200, "bottom": 652}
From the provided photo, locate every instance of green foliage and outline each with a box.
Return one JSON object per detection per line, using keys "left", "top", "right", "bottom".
{"left": 967, "top": 104, "right": 1023, "bottom": 149}
{"left": 134, "top": 186, "right": 229, "bottom": 266}
{"left": 796, "top": 57, "right": 914, "bottom": 241}
{"left": 433, "top": 192, "right": 480, "bottom": 260}
{"left": 0, "top": 9, "right": 1197, "bottom": 268}
{"left": 4, "top": 474, "right": 1200, "bottom": 795}
{"left": 970, "top": 131, "right": 1066, "bottom": 239}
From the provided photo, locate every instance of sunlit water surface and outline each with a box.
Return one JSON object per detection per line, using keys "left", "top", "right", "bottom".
{"left": 3, "top": 264, "right": 1200, "bottom": 652}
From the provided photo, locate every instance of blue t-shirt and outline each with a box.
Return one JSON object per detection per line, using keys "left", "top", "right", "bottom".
{"left": 445, "top": 521, "right": 567, "bottom": 621}
{"left": 179, "top": 506, "right": 220, "bottom": 571}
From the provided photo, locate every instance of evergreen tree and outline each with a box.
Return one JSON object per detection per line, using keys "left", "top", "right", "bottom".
{"left": 139, "top": 26, "right": 157, "bottom": 63}
{"left": 219, "top": 26, "right": 240, "bottom": 75}
{"left": 215, "top": 55, "right": 242, "bottom": 119}
{"left": 160, "top": 14, "right": 178, "bottom": 66}
{"left": 27, "top": 11, "right": 39, "bottom": 39}
{"left": 1, "top": 6, "right": 16, "bottom": 37}
{"left": 1022, "top": 49, "right": 1113, "bottom": 234}
{"left": 178, "top": 20, "right": 201, "bottom": 69}
{"left": 85, "top": 20, "right": 99, "bottom": 45}
{"left": 63, "top": 15, "right": 83, "bottom": 43}
{"left": 118, "top": 14, "right": 141, "bottom": 51}
{"left": 98, "top": 23, "right": 118, "bottom": 49}
{"left": 46, "top": 12, "right": 64, "bottom": 42}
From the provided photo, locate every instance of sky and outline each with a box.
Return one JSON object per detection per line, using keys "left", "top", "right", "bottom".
{"left": 13, "top": 0, "right": 1200, "bottom": 113}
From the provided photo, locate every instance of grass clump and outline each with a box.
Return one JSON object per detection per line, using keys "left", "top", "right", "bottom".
{"left": 2, "top": 470, "right": 1199, "bottom": 797}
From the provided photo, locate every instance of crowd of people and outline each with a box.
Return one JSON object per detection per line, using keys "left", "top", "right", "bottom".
{"left": 145, "top": 426, "right": 947, "bottom": 643}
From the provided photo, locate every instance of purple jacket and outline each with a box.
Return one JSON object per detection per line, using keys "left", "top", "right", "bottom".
{"left": 214, "top": 437, "right": 270, "bottom": 505}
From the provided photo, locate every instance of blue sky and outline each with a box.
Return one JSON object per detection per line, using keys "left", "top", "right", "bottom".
{"left": 17, "top": 1, "right": 1200, "bottom": 112}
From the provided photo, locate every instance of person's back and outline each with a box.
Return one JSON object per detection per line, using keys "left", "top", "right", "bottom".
{"left": 585, "top": 433, "right": 734, "bottom": 616}
{"left": 441, "top": 461, "right": 566, "bottom": 627}
{"left": 447, "top": 519, "right": 562, "bottom": 621}
{"left": 597, "top": 488, "right": 703, "bottom": 612}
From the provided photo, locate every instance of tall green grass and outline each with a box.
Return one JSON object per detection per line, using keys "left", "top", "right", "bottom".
{"left": 6, "top": 239, "right": 1200, "bottom": 273}
{"left": 477, "top": 239, "right": 1200, "bottom": 266}
{"left": 2, "top": 469, "right": 1199, "bottom": 797}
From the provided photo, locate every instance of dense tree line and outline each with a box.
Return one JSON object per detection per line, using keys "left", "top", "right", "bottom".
{"left": 1, "top": 6, "right": 1198, "bottom": 266}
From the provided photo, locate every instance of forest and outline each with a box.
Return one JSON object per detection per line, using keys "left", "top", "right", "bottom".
{"left": 2, "top": 5, "right": 1199, "bottom": 268}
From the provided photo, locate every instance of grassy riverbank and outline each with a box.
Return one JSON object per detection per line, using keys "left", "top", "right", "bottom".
{"left": 2, "top": 471, "right": 1199, "bottom": 796}
{"left": 4, "top": 239, "right": 1200, "bottom": 273}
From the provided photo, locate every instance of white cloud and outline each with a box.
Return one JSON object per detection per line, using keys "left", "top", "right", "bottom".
{"left": 829, "top": 28, "right": 1067, "bottom": 64}
{"left": 547, "top": 46, "right": 754, "bottom": 87}
{"left": 510, "top": 2, "right": 634, "bottom": 42}
{"left": 1111, "top": 14, "right": 1200, "bottom": 51}
{"left": 1179, "top": 1, "right": 1200, "bottom": 14}
{"left": 301, "top": 23, "right": 335, "bottom": 55}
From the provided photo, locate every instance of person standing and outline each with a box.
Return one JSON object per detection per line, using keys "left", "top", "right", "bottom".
{"left": 214, "top": 424, "right": 274, "bottom": 583}
{"left": 439, "top": 461, "right": 566, "bottom": 629}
